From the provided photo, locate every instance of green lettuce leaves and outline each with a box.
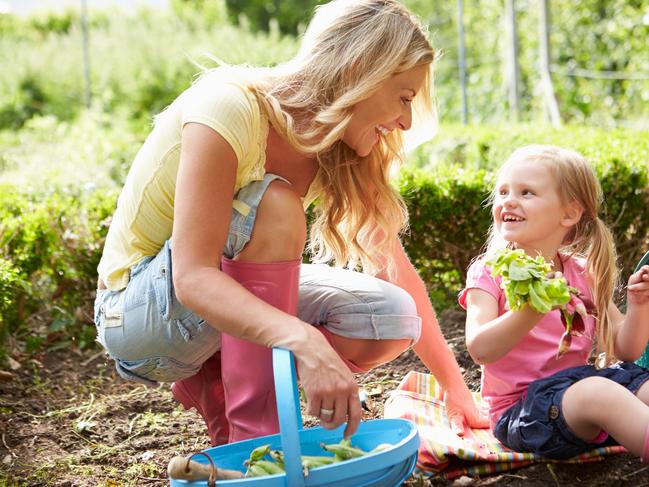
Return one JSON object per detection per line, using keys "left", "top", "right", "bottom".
{"left": 486, "top": 249, "right": 573, "bottom": 312}
{"left": 485, "top": 248, "right": 593, "bottom": 358}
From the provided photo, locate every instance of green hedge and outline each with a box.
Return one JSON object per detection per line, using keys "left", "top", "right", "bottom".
{"left": 399, "top": 166, "right": 493, "bottom": 308}
{"left": 0, "top": 185, "right": 118, "bottom": 362}
{"left": 1, "top": 124, "right": 647, "bottom": 363}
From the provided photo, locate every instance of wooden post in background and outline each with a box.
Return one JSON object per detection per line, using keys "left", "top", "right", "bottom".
{"left": 81, "top": 0, "right": 91, "bottom": 108}
{"left": 457, "top": 0, "right": 468, "bottom": 124}
{"left": 505, "top": 0, "right": 520, "bottom": 122}
{"left": 539, "top": 0, "right": 561, "bottom": 127}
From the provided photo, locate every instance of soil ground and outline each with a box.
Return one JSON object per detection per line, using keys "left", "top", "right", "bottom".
{"left": 1, "top": 309, "right": 648, "bottom": 486}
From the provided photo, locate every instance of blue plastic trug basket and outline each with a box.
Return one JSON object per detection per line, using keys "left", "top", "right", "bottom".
{"left": 170, "top": 348, "right": 420, "bottom": 487}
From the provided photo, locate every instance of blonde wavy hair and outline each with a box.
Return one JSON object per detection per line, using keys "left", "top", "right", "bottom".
{"left": 209, "top": 0, "right": 436, "bottom": 277}
{"left": 485, "top": 145, "right": 618, "bottom": 363}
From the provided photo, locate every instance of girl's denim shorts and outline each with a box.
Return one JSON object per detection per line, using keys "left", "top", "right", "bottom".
{"left": 94, "top": 173, "right": 422, "bottom": 385}
{"left": 494, "top": 362, "right": 649, "bottom": 459}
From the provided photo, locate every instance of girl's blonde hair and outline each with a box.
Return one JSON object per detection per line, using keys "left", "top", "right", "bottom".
{"left": 206, "top": 0, "right": 436, "bottom": 276}
{"left": 485, "top": 145, "right": 618, "bottom": 363}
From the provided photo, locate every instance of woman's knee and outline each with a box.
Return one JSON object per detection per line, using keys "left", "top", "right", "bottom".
{"left": 332, "top": 281, "right": 420, "bottom": 341}
{"left": 237, "top": 180, "right": 307, "bottom": 262}
{"left": 298, "top": 265, "right": 421, "bottom": 340}
{"left": 376, "top": 280, "right": 418, "bottom": 317}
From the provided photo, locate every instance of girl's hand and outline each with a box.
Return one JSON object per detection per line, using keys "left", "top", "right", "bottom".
{"left": 627, "top": 265, "right": 649, "bottom": 306}
{"left": 444, "top": 386, "right": 490, "bottom": 436}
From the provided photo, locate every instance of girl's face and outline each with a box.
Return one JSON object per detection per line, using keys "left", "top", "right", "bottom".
{"left": 492, "top": 159, "right": 578, "bottom": 258}
{"left": 342, "top": 64, "right": 428, "bottom": 157}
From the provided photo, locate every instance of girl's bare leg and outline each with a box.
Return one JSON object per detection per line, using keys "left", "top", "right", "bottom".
{"left": 635, "top": 379, "right": 649, "bottom": 405}
{"left": 562, "top": 376, "right": 649, "bottom": 457}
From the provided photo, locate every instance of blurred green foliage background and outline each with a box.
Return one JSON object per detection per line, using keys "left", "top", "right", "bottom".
{"left": 1, "top": 0, "right": 648, "bottom": 130}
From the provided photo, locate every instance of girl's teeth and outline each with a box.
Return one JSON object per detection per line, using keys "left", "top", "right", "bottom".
{"left": 377, "top": 126, "right": 389, "bottom": 135}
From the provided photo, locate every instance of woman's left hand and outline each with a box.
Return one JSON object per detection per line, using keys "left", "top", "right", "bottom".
{"left": 444, "top": 387, "right": 489, "bottom": 436}
{"left": 627, "top": 265, "right": 649, "bottom": 306}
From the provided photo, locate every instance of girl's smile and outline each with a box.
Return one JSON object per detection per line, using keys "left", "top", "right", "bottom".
{"left": 493, "top": 159, "right": 577, "bottom": 262}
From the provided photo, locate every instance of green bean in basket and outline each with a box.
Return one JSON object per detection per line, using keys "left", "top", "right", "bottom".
{"left": 243, "top": 439, "right": 394, "bottom": 477}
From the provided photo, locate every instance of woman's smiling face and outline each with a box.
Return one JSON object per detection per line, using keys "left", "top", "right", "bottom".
{"left": 342, "top": 64, "right": 428, "bottom": 157}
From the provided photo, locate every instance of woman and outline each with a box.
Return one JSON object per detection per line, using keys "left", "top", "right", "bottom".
{"left": 94, "top": 0, "right": 487, "bottom": 446}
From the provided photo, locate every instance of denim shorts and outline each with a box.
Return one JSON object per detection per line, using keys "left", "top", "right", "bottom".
{"left": 94, "top": 173, "right": 422, "bottom": 385}
{"left": 494, "top": 362, "right": 649, "bottom": 459}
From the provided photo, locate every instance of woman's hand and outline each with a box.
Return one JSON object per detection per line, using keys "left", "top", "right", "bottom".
{"left": 627, "top": 265, "right": 649, "bottom": 307}
{"left": 292, "top": 326, "right": 362, "bottom": 438}
{"left": 444, "top": 385, "right": 489, "bottom": 436}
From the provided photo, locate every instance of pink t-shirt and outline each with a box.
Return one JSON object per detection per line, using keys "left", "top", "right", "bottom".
{"left": 458, "top": 254, "right": 596, "bottom": 427}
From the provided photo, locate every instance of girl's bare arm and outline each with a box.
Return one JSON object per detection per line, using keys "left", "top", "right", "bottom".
{"left": 465, "top": 288, "right": 544, "bottom": 364}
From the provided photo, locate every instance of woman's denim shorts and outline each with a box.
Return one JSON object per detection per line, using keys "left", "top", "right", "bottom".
{"left": 494, "top": 362, "right": 649, "bottom": 459}
{"left": 94, "top": 174, "right": 422, "bottom": 385}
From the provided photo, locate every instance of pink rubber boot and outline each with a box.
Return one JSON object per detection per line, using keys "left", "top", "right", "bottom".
{"left": 220, "top": 257, "right": 301, "bottom": 442}
{"left": 171, "top": 351, "right": 229, "bottom": 446}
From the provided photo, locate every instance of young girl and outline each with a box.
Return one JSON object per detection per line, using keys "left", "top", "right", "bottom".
{"left": 460, "top": 145, "right": 649, "bottom": 460}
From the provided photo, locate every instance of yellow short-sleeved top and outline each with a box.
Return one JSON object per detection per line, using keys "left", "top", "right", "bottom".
{"left": 98, "top": 71, "right": 269, "bottom": 290}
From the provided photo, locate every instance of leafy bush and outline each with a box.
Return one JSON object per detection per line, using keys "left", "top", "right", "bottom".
{"left": 0, "top": 258, "right": 29, "bottom": 362}
{"left": 171, "top": 0, "right": 228, "bottom": 26}
{"left": 399, "top": 166, "right": 493, "bottom": 309}
{"left": 0, "top": 109, "right": 145, "bottom": 362}
{"left": 0, "top": 75, "right": 49, "bottom": 130}
{"left": 0, "top": 184, "right": 118, "bottom": 359}
{"left": 409, "top": 123, "right": 649, "bottom": 174}
{"left": 0, "top": 110, "right": 145, "bottom": 189}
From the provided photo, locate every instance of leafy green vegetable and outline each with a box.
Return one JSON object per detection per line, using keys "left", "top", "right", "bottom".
{"left": 485, "top": 248, "right": 592, "bottom": 358}
{"left": 486, "top": 249, "right": 573, "bottom": 313}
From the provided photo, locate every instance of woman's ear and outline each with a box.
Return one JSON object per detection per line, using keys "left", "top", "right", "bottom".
{"left": 561, "top": 201, "right": 583, "bottom": 227}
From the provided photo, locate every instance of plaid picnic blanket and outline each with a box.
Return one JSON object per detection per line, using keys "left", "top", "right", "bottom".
{"left": 383, "top": 371, "right": 626, "bottom": 479}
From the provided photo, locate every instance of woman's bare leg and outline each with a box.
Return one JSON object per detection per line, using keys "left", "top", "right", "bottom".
{"left": 235, "top": 180, "right": 306, "bottom": 262}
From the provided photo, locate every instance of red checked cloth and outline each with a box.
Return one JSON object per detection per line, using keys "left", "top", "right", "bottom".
{"left": 383, "top": 371, "right": 626, "bottom": 480}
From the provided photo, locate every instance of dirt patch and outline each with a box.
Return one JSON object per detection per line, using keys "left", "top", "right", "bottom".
{"left": 1, "top": 309, "right": 647, "bottom": 486}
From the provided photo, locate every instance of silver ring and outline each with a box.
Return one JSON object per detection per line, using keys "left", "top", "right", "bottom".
{"left": 320, "top": 407, "right": 334, "bottom": 417}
